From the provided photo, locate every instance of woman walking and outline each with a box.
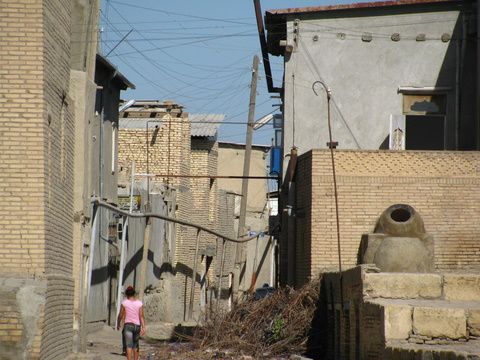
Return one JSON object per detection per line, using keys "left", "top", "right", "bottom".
{"left": 117, "top": 286, "right": 145, "bottom": 360}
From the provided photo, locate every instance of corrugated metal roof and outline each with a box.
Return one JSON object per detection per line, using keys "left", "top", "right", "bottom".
{"left": 119, "top": 118, "right": 156, "bottom": 129}
{"left": 266, "top": 0, "right": 461, "bottom": 16}
{"left": 190, "top": 114, "right": 224, "bottom": 138}
{"left": 218, "top": 141, "right": 271, "bottom": 150}
{"left": 119, "top": 114, "right": 225, "bottom": 138}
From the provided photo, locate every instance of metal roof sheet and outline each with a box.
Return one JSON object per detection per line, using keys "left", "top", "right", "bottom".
{"left": 119, "top": 118, "right": 154, "bottom": 129}
{"left": 119, "top": 113, "right": 224, "bottom": 138}
{"left": 218, "top": 141, "right": 271, "bottom": 150}
{"left": 190, "top": 114, "right": 224, "bottom": 138}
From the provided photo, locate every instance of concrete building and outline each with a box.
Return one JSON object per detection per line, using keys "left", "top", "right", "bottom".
{"left": 217, "top": 142, "right": 275, "bottom": 290}
{"left": 264, "top": 0, "right": 478, "bottom": 155}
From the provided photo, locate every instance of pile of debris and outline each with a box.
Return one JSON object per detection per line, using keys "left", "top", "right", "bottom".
{"left": 185, "top": 281, "right": 320, "bottom": 359}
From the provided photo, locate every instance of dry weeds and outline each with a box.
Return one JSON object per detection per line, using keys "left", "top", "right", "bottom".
{"left": 191, "top": 281, "right": 320, "bottom": 358}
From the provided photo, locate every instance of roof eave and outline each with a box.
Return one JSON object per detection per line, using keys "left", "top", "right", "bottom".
{"left": 265, "top": 0, "right": 467, "bottom": 56}
{"left": 266, "top": 0, "right": 463, "bottom": 16}
{"left": 96, "top": 54, "right": 136, "bottom": 90}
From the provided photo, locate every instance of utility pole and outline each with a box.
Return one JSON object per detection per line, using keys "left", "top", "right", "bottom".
{"left": 235, "top": 55, "right": 259, "bottom": 283}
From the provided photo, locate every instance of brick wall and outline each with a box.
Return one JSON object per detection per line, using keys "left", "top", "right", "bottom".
{"left": 0, "top": 279, "right": 46, "bottom": 359}
{"left": 119, "top": 113, "right": 197, "bottom": 320}
{"left": 0, "top": 0, "right": 77, "bottom": 358}
{"left": 217, "top": 191, "right": 236, "bottom": 276}
{"left": 295, "top": 150, "right": 480, "bottom": 285}
{"left": 118, "top": 113, "right": 190, "bottom": 187}
{"left": 189, "top": 138, "right": 220, "bottom": 307}
{"left": 42, "top": 1, "right": 75, "bottom": 358}
{"left": 0, "top": 0, "right": 45, "bottom": 276}
{"left": 118, "top": 119, "right": 232, "bottom": 319}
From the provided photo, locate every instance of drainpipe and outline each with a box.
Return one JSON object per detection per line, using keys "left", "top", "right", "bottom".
{"left": 253, "top": 0, "right": 281, "bottom": 93}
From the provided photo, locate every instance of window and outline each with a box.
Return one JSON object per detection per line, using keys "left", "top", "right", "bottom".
{"left": 401, "top": 92, "right": 447, "bottom": 150}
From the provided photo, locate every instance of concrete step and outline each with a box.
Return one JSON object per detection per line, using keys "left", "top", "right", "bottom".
{"left": 386, "top": 338, "right": 480, "bottom": 358}
{"left": 370, "top": 298, "right": 480, "bottom": 341}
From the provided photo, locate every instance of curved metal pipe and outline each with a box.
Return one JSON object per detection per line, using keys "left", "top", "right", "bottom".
{"left": 312, "top": 80, "right": 342, "bottom": 273}
{"left": 92, "top": 198, "right": 263, "bottom": 244}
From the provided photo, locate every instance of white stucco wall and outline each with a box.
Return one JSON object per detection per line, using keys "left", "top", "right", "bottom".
{"left": 281, "top": 7, "right": 469, "bottom": 154}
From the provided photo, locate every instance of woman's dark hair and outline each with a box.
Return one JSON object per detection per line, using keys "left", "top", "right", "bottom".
{"left": 125, "top": 286, "right": 135, "bottom": 297}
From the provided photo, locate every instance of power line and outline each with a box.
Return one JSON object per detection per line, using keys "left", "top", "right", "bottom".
{"left": 107, "top": 4, "right": 254, "bottom": 77}
{"left": 110, "top": 0, "right": 255, "bottom": 26}
{"left": 99, "top": 3, "right": 278, "bottom": 143}
{"left": 87, "top": 33, "right": 259, "bottom": 43}
{"left": 101, "top": 13, "right": 252, "bottom": 97}
{"left": 73, "top": 23, "right": 252, "bottom": 33}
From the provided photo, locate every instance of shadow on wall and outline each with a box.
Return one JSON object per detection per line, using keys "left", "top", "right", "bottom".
{"left": 435, "top": 12, "right": 477, "bottom": 150}
{"left": 305, "top": 277, "right": 328, "bottom": 360}
{"left": 378, "top": 10, "right": 477, "bottom": 151}
{"left": 122, "top": 248, "right": 174, "bottom": 288}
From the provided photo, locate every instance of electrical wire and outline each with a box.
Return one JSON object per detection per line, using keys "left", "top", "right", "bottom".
{"left": 110, "top": 0, "right": 256, "bottom": 26}
{"left": 101, "top": 14, "right": 251, "bottom": 100}
{"left": 107, "top": 4, "right": 254, "bottom": 81}
{"left": 99, "top": 4, "right": 278, "bottom": 142}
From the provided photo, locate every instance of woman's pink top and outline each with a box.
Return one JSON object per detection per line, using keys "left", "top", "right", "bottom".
{"left": 122, "top": 298, "right": 143, "bottom": 325}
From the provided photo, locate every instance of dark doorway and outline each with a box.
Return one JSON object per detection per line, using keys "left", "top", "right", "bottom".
{"left": 405, "top": 115, "right": 445, "bottom": 150}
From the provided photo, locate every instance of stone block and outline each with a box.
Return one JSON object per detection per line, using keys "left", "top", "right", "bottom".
{"left": 413, "top": 307, "right": 467, "bottom": 339}
{"left": 363, "top": 273, "right": 442, "bottom": 299}
{"left": 467, "top": 309, "right": 480, "bottom": 337}
{"left": 443, "top": 274, "right": 480, "bottom": 301}
{"left": 384, "top": 305, "right": 412, "bottom": 340}
{"left": 145, "top": 322, "right": 176, "bottom": 341}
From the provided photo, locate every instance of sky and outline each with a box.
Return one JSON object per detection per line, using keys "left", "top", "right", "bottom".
{"left": 100, "top": 0, "right": 368, "bottom": 145}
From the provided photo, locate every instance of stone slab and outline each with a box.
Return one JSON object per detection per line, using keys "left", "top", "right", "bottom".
{"left": 413, "top": 307, "right": 467, "bottom": 339}
{"left": 444, "top": 274, "right": 480, "bottom": 302}
{"left": 384, "top": 304, "right": 412, "bottom": 340}
{"left": 363, "top": 273, "right": 442, "bottom": 299}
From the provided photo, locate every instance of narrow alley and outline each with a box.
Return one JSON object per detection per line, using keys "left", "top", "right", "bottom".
{"left": 1, "top": 0, "right": 480, "bottom": 359}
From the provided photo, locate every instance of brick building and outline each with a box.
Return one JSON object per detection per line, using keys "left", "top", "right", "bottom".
{"left": 293, "top": 150, "right": 480, "bottom": 285}
{"left": 0, "top": 0, "right": 102, "bottom": 358}
{"left": 118, "top": 103, "right": 236, "bottom": 321}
